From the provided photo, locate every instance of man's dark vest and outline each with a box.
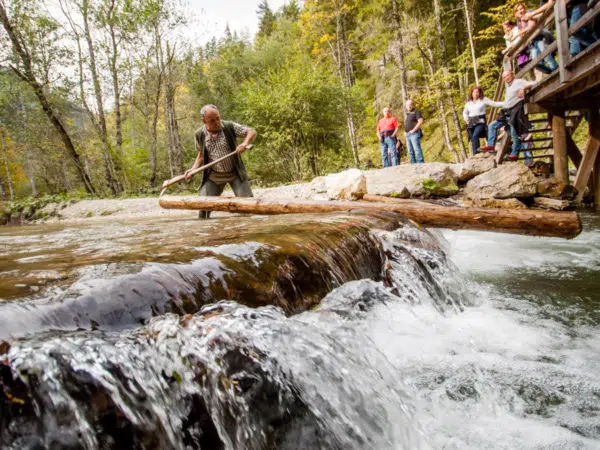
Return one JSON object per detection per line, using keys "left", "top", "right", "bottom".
{"left": 195, "top": 120, "right": 249, "bottom": 186}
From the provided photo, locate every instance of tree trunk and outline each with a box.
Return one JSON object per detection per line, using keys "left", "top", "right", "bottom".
{"left": 390, "top": 0, "right": 408, "bottom": 112}
{"left": 158, "top": 39, "right": 184, "bottom": 177}
{"left": 0, "top": 1, "right": 95, "bottom": 194}
{"left": 158, "top": 195, "right": 582, "bottom": 239}
{"left": 432, "top": 0, "right": 469, "bottom": 161}
{"left": 81, "top": 0, "right": 121, "bottom": 195}
{"left": 62, "top": 158, "right": 73, "bottom": 191}
{"left": 149, "top": 31, "right": 163, "bottom": 187}
{"left": 1, "top": 129, "right": 14, "bottom": 200}
{"left": 421, "top": 54, "right": 461, "bottom": 163}
{"left": 26, "top": 148, "right": 38, "bottom": 196}
{"left": 331, "top": 2, "right": 359, "bottom": 166}
{"left": 463, "top": 0, "right": 479, "bottom": 85}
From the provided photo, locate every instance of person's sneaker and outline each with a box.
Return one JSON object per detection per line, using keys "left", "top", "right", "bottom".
{"left": 505, "top": 154, "right": 518, "bottom": 161}
{"left": 480, "top": 145, "right": 494, "bottom": 152}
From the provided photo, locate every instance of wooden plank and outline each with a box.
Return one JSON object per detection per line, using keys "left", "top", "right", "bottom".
{"left": 159, "top": 195, "right": 583, "bottom": 239}
{"left": 495, "top": 133, "right": 512, "bottom": 165}
{"left": 529, "top": 43, "right": 600, "bottom": 103}
{"left": 595, "top": 144, "right": 600, "bottom": 209}
{"left": 519, "top": 153, "right": 554, "bottom": 160}
{"left": 487, "top": 70, "right": 505, "bottom": 123}
{"left": 555, "top": 0, "right": 572, "bottom": 83}
{"left": 552, "top": 112, "right": 569, "bottom": 183}
{"left": 566, "top": 132, "right": 583, "bottom": 168}
{"left": 525, "top": 103, "right": 548, "bottom": 115}
{"left": 574, "top": 109, "right": 600, "bottom": 202}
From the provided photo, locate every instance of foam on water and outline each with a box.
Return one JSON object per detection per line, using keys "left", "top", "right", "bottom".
{"left": 1, "top": 214, "right": 599, "bottom": 449}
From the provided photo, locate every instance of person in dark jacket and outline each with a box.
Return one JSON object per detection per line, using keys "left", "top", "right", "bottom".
{"left": 480, "top": 70, "right": 535, "bottom": 161}
{"left": 184, "top": 104, "right": 257, "bottom": 219}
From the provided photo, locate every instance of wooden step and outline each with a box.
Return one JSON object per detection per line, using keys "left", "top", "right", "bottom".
{"left": 519, "top": 153, "right": 554, "bottom": 160}
{"left": 528, "top": 145, "right": 554, "bottom": 151}
{"left": 521, "top": 137, "right": 554, "bottom": 143}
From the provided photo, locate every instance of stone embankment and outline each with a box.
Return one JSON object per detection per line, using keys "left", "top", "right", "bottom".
{"left": 5, "top": 154, "right": 584, "bottom": 224}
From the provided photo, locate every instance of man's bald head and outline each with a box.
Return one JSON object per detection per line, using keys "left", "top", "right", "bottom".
{"left": 502, "top": 70, "right": 515, "bottom": 84}
{"left": 201, "top": 104, "right": 222, "bottom": 131}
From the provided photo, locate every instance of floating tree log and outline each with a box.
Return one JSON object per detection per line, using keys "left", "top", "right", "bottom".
{"left": 159, "top": 195, "right": 583, "bottom": 239}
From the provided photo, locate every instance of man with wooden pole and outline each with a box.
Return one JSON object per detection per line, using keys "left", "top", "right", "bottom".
{"left": 184, "top": 104, "right": 257, "bottom": 219}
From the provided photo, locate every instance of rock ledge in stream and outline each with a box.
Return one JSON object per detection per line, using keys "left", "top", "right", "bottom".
{"left": 364, "top": 163, "right": 460, "bottom": 198}
{"left": 464, "top": 163, "right": 538, "bottom": 200}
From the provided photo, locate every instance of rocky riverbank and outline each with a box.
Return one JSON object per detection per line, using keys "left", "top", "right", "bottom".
{"left": 1, "top": 154, "right": 589, "bottom": 225}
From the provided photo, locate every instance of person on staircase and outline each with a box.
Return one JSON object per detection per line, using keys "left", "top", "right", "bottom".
{"left": 514, "top": 2, "right": 558, "bottom": 79}
{"left": 185, "top": 104, "right": 257, "bottom": 219}
{"left": 563, "top": 0, "right": 598, "bottom": 56}
{"left": 376, "top": 107, "right": 400, "bottom": 168}
{"left": 480, "top": 70, "right": 535, "bottom": 161}
{"left": 462, "top": 86, "right": 497, "bottom": 155}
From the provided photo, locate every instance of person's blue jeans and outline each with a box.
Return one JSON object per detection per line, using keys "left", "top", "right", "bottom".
{"left": 380, "top": 136, "right": 399, "bottom": 168}
{"left": 487, "top": 117, "right": 521, "bottom": 156}
{"left": 468, "top": 123, "right": 486, "bottom": 155}
{"left": 406, "top": 132, "right": 425, "bottom": 164}
{"left": 569, "top": 5, "right": 597, "bottom": 56}
{"left": 530, "top": 38, "right": 558, "bottom": 73}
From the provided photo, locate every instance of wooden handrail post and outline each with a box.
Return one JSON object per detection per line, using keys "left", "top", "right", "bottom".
{"left": 552, "top": 110, "right": 569, "bottom": 183}
{"left": 555, "top": 0, "right": 572, "bottom": 83}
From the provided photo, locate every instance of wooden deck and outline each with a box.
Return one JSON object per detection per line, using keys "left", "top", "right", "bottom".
{"left": 491, "top": 0, "right": 600, "bottom": 207}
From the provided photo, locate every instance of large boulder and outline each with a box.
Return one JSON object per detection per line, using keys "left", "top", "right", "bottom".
{"left": 308, "top": 169, "right": 366, "bottom": 201}
{"left": 458, "top": 153, "right": 497, "bottom": 182}
{"left": 365, "top": 163, "right": 459, "bottom": 198}
{"left": 464, "top": 162, "right": 538, "bottom": 199}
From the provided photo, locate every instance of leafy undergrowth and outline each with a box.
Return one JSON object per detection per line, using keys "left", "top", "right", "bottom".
{"left": 0, "top": 194, "right": 89, "bottom": 224}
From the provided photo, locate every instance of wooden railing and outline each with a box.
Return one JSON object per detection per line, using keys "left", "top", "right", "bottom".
{"left": 496, "top": 0, "right": 600, "bottom": 104}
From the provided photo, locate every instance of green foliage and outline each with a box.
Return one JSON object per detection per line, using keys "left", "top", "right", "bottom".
{"left": 422, "top": 178, "right": 441, "bottom": 191}
{"left": 1, "top": 0, "right": 569, "bottom": 200}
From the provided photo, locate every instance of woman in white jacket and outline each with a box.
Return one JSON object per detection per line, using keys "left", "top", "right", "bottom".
{"left": 462, "top": 86, "right": 503, "bottom": 155}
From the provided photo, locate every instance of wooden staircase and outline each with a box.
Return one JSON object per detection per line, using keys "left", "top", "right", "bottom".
{"left": 486, "top": 0, "right": 600, "bottom": 206}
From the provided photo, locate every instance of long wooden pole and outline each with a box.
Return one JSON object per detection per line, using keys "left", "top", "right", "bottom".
{"left": 159, "top": 195, "right": 582, "bottom": 239}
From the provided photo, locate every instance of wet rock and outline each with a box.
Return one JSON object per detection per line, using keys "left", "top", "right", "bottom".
{"left": 365, "top": 163, "right": 460, "bottom": 198}
{"left": 0, "top": 213, "right": 406, "bottom": 340}
{"left": 533, "top": 197, "right": 573, "bottom": 210}
{"left": 537, "top": 177, "right": 577, "bottom": 200}
{"left": 461, "top": 198, "right": 527, "bottom": 209}
{"left": 458, "top": 152, "right": 497, "bottom": 182}
{"left": 464, "top": 163, "right": 538, "bottom": 200}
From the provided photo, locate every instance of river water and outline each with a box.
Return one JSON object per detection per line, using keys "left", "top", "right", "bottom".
{"left": 0, "top": 212, "right": 599, "bottom": 449}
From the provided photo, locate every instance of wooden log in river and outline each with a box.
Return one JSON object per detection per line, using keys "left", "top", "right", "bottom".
{"left": 159, "top": 195, "right": 583, "bottom": 239}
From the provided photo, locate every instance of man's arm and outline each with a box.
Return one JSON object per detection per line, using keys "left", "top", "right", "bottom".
{"left": 237, "top": 127, "right": 257, "bottom": 153}
{"left": 184, "top": 151, "right": 204, "bottom": 181}
{"left": 524, "top": 0, "right": 554, "bottom": 20}
{"left": 517, "top": 79, "right": 537, "bottom": 98}
{"left": 409, "top": 114, "right": 424, "bottom": 133}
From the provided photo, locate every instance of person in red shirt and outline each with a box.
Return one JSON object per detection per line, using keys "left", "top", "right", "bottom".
{"left": 376, "top": 107, "right": 400, "bottom": 167}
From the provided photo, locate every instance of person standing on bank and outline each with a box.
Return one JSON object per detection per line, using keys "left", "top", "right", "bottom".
{"left": 184, "top": 104, "right": 257, "bottom": 219}
{"left": 376, "top": 107, "right": 400, "bottom": 168}
{"left": 405, "top": 100, "right": 425, "bottom": 164}
{"left": 462, "top": 86, "right": 498, "bottom": 155}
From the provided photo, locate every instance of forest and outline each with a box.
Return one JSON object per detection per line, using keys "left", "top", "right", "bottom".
{"left": 0, "top": 0, "right": 525, "bottom": 199}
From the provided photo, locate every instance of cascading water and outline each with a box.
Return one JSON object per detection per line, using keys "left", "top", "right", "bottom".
{"left": 1, "top": 212, "right": 599, "bottom": 449}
